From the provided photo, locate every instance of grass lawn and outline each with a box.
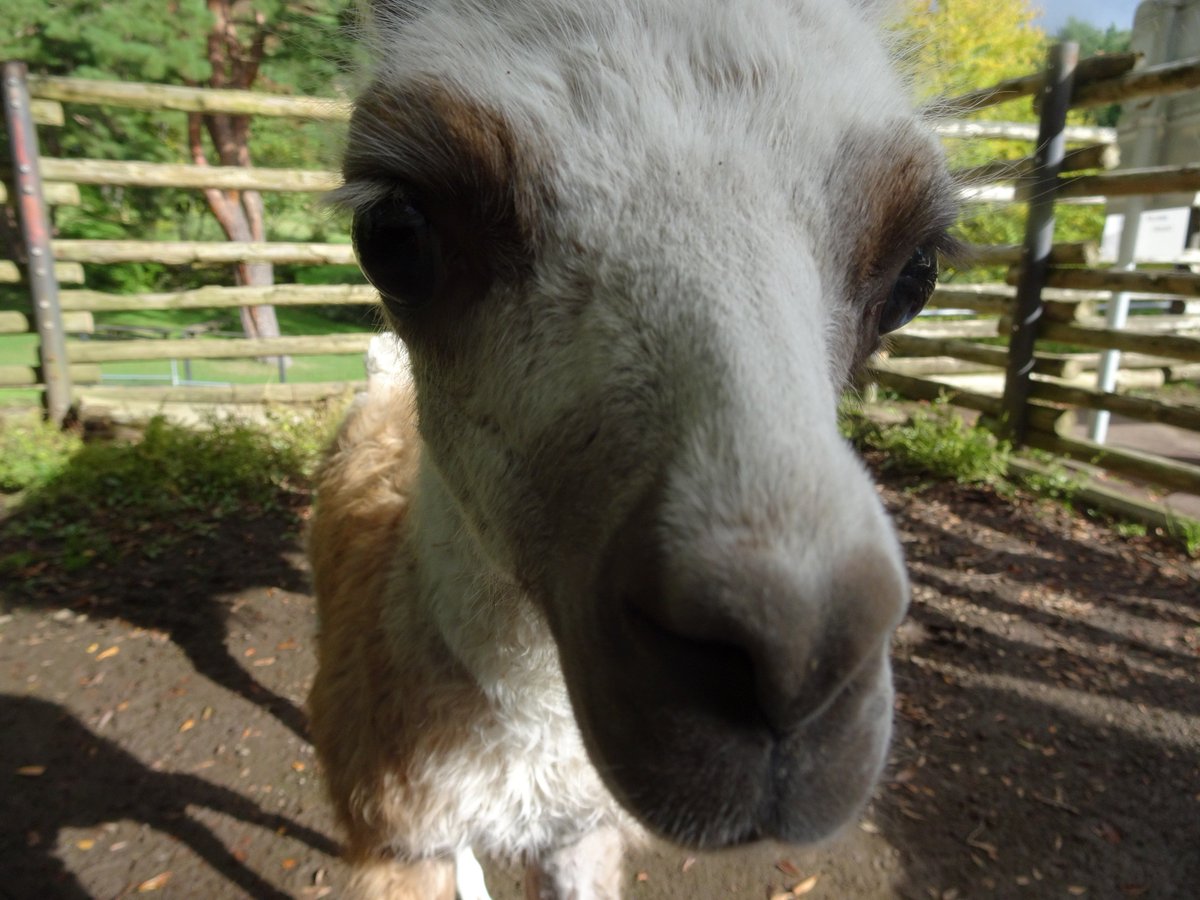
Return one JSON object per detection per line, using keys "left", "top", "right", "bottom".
{"left": 0, "top": 304, "right": 374, "bottom": 406}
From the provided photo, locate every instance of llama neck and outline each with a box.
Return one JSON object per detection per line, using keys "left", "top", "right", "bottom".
{"left": 408, "top": 454, "right": 566, "bottom": 701}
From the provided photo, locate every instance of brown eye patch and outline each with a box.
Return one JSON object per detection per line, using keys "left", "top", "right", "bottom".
{"left": 341, "top": 81, "right": 555, "bottom": 294}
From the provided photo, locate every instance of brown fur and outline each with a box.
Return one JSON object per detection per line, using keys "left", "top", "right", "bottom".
{"left": 345, "top": 82, "right": 551, "bottom": 279}
{"left": 308, "top": 388, "right": 489, "bottom": 864}
{"left": 347, "top": 857, "right": 456, "bottom": 900}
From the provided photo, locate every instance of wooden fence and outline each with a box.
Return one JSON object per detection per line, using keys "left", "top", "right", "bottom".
{"left": 0, "top": 63, "right": 365, "bottom": 423}
{"left": 2, "top": 50, "right": 1199, "bottom": 528}
{"left": 868, "top": 45, "right": 1200, "bottom": 529}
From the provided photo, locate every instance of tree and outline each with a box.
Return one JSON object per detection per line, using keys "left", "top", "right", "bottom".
{"left": 1058, "top": 17, "right": 1132, "bottom": 127}
{"left": 893, "top": 0, "right": 1047, "bottom": 116}
{"left": 2, "top": 1, "right": 355, "bottom": 341}
{"left": 891, "top": 0, "right": 1050, "bottom": 270}
{"left": 1058, "top": 17, "right": 1133, "bottom": 59}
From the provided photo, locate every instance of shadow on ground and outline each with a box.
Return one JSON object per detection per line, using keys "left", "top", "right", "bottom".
{"left": 0, "top": 430, "right": 313, "bottom": 740}
{"left": 0, "top": 429, "right": 342, "bottom": 896}
{"left": 0, "top": 694, "right": 338, "bottom": 899}
{"left": 874, "top": 477, "right": 1200, "bottom": 899}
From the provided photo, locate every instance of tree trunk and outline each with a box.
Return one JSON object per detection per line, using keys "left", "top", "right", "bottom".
{"left": 188, "top": 0, "right": 287, "bottom": 366}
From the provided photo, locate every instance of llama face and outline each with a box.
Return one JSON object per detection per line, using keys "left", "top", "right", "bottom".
{"left": 343, "top": 0, "right": 956, "bottom": 847}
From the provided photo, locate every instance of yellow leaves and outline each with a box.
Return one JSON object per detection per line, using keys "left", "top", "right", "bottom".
{"left": 96, "top": 646, "right": 120, "bottom": 661}
{"left": 136, "top": 871, "right": 171, "bottom": 892}
{"left": 771, "top": 874, "right": 820, "bottom": 899}
{"left": 891, "top": 0, "right": 1046, "bottom": 116}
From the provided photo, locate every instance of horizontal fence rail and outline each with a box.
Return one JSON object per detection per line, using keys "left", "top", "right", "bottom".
{"left": 27, "top": 75, "right": 350, "bottom": 120}
{"left": 25, "top": 158, "right": 341, "bottom": 193}
{"left": 1, "top": 48, "right": 1197, "bottom": 530}
{"left": 50, "top": 239, "right": 357, "bottom": 266}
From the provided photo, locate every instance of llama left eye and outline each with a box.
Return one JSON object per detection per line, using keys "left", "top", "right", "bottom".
{"left": 878, "top": 246, "right": 938, "bottom": 334}
{"left": 353, "top": 196, "right": 443, "bottom": 311}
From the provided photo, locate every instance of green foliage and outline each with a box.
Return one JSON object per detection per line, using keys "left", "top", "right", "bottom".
{"left": 1115, "top": 521, "right": 1148, "bottom": 539}
{"left": 1058, "top": 17, "right": 1132, "bottom": 58}
{"left": 1, "top": 1, "right": 356, "bottom": 295}
{"left": 0, "top": 416, "right": 83, "bottom": 493}
{"left": 891, "top": 1, "right": 1115, "bottom": 281}
{"left": 1057, "top": 17, "right": 1131, "bottom": 127}
{"left": 0, "top": 410, "right": 341, "bottom": 575}
{"left": 842, "top": 400, "right": 1012, "bottom": 485}
{"left": 1168, "top": 516, "right": 1200, "bottom": 557}
{"left": 1015, "top": 451, "right": 1087, "bottom": 504}
{"left": 893, "top": 0, "right": 1048, "bottom": 280}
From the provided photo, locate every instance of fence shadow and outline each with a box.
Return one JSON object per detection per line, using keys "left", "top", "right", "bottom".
{"left": 875, "top": 482, "right": 1200, "bottom": 897}
{"left": 0, "top": 424, "right": 314, "bottom": 741}
{"left": 0, "top": 694, "right": 339, "bottom": 899}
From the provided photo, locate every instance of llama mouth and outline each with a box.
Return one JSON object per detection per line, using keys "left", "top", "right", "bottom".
{"left": 562, "top": 611, "right": 895, "bottom": 850}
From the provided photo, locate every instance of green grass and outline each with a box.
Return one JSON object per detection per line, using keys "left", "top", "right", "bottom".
{"left": 0, "top": 303, "right": 376, "bottom": 401}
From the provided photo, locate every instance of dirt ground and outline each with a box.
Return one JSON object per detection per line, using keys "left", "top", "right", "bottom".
{"left": 1, "top": 458, "right": 1197, "bottom": 900}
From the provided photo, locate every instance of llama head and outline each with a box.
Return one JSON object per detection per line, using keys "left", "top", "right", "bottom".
{"left": 340, "top": 0, "right": 957, "bottom": 848}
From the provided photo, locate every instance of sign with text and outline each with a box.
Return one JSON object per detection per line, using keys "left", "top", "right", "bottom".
{"left": 1099, "top": 207, "right": 1192, "bottom": 264}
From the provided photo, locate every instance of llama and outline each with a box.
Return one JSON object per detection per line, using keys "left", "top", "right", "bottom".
{"left": 308, "top": 0, "right": 957, "bottom": 897}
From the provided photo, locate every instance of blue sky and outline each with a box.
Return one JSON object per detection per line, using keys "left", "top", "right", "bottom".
{"left": 1036, "top": 0, "right": 1139, "bottom": 31}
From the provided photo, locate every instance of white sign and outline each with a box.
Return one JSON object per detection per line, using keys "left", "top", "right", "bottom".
{"left": 1099, "top": 206, "right": 1192, "bottom": 263}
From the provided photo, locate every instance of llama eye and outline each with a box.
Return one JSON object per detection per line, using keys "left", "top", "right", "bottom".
{"left": 353, "top": 197, "right": 443, "bottom": 311}
{"left": 878, "top": 245, "right": 938, "bottom": 334}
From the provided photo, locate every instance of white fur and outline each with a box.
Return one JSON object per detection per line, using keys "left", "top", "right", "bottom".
{"left": 312, "top": 0, "right": 952, "bottom": 894}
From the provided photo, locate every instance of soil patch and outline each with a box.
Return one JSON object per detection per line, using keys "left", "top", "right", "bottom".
{"left": 1, "top": 462, "right": 1196, "bottom": 899}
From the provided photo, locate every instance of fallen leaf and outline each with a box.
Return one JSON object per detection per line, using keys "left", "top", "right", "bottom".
{"left": 96, "top": 646, "right": 120, "bottom": 661}
{"left": 1068, "top": 888, "right": 1087, "bottom": 896}
{"left": 86, "top": 643, "right": 99, "bottom": 654}
{"left": 179, "top": 719, "right": 195, "bottom": 733}
{"left": 201, "top": 706, "right": 214, "bottom": 720}
{"left": 136, "top": 871, "right": 171, "bottom": 892}
{"left": 76, "top": 839, "right": 95, "bottom": 850}
{"left": 17, "top": 766, "right": 45, "bottom": 777}
{"left": 635, "top": 872, "right": 649, "bottom": 882}
{"left": 776, "top": 859, "right": 801, "bottom": 877}
{"left": 252, "top": 657, "right": 277, "bottom": 667}
{"left": 277, "top": 639, "right": 299, "bottom": 651}
{"left": 792, "top": 874, "right": 819, "bottom": 895}
{"left": 680, "top": 856, "right": 696, "bottom": 872}
{"left": 291, "top": 761, "right": 306, "bottom": 772}
{"left": 281, "top": 858, "right": 298, "bottom": 870}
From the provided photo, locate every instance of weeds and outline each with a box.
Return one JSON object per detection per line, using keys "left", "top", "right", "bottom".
{"left": 1169, "top": 516, "right": 1200, "bottom": 557}
{"left": 841, "top": 398, "right": 1010, "bottom": 485}
{"left": 0, "top": 415, "right": 83, "bottom": 493}
{"left": 0, "top": 406, "right": 342, "bottom": 584}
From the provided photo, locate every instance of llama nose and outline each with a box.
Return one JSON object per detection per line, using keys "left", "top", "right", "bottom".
{"left": 621, "top": 539, "right": 908, "bottom": 734}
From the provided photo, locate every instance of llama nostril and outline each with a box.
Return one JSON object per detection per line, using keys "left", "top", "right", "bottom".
{"left": 628, "top": 604, "right": 767, "bottom": 730}
{"left": 622, "top": 544, "right": 907, "bottom": 737}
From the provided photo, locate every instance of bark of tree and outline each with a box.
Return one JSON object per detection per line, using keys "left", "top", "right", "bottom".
{"left": 188, "top": 0, "right": 286, "bottom": 363}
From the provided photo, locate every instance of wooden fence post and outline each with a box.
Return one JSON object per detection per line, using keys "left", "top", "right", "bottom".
{"left": 1001, "top": 42, "right": 1079, "bottom": 444}
{"left": 3, "top": 60, "right": 71, "bottom": 423}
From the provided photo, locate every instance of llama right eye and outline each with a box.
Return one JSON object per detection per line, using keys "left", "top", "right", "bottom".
{"left": 353, "top": 198, "right": 444, "bottom": 310}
